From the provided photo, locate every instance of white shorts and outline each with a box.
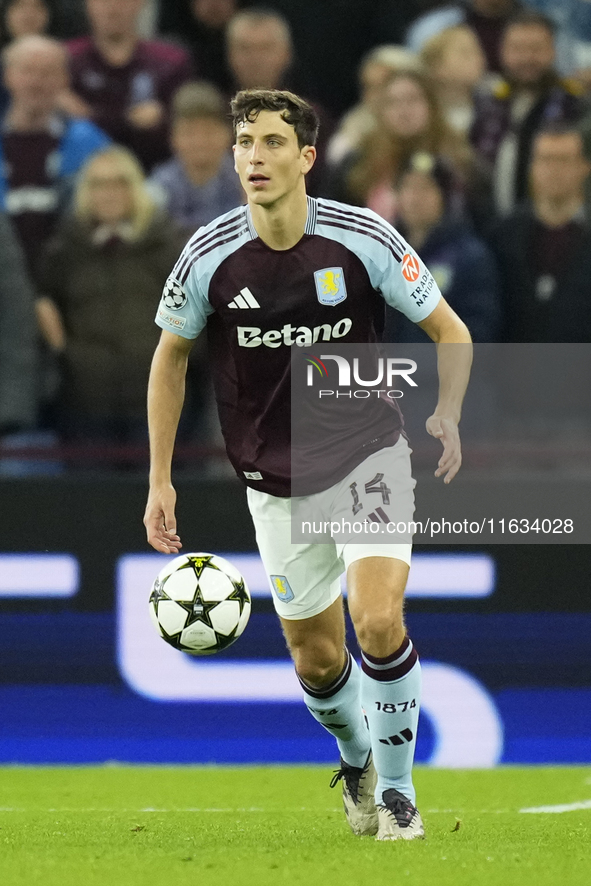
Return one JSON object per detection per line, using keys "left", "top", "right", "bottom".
{"left": 246, "top": 437, "right": 416, "bottom": 620}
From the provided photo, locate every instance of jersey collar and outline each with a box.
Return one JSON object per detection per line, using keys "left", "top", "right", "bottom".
{"left": 245, "top": 204, "right": 258, "bottom": 240}
{"left": 305, "top": 195, "right": 318, "bottom": 234}
{"left": 245, "top": 196, "right": 318, "bottom": 241}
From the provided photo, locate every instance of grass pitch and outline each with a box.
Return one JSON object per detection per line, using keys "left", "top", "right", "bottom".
{"left": 0, "top": 766, "right": 589, "bottom": 886}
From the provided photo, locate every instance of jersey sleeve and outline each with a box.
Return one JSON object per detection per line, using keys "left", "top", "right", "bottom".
{"left": 155, "top": 253, "right": 214, "bottom": 340}
{"left": 315, "top": 200, "right": 442, "bottom": 324}
{"left": 374, "top": 226, "right": 442, "bottom": 324}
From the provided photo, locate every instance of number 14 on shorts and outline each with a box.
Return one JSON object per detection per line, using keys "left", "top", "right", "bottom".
{"left": 349, "top": 472, "right": 392, "bottom": 516}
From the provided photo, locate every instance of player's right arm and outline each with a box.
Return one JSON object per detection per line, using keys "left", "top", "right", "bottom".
{"left": 146, "top": 214, "right": 233, "bottom": 548}
{"left": 144, "top": 329, "right": 194, "bottom": 553}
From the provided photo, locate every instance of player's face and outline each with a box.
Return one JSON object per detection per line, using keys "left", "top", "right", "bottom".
{"left": 233, "top": 110, "right": 315, "bottom": 206}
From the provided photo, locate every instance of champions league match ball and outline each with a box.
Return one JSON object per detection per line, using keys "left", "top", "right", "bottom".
{"left": 149, "top": 553, "right": 251, "bottom": 655}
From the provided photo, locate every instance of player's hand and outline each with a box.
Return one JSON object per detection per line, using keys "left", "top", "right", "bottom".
{"left": 144, "top": 483, "right": 182, "bottom": 553}
{"left": 426, "top": 415, "right": 462, "bottom": 484}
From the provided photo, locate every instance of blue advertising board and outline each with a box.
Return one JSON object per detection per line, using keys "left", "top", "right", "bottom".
{"left": 0, "top": 545, "right": 589, "bottom": 766}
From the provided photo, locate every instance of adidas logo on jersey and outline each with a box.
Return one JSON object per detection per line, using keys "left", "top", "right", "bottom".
{"left": 237, "top": 318, "right": 352, "bottom": 348}
{"left": 228, "top": 288, "right": 260, "bottom": 309}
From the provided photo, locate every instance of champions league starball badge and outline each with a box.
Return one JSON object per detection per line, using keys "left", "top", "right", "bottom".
{"left": 162, "top": 278, "right": 188, "bottom": 311}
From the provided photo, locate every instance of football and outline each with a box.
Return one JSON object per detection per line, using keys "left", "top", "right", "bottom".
{"left": 149, "top": 553, "right": 251, "bottom": 655}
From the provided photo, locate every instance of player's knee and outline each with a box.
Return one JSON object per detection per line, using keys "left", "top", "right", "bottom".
{"left": 352, "top": 608, "right": 404, "bottom": 656}
{"left": 297, "top": 659, "right": 342, "bottom": 689}
{"left": 292, "top": 644, "right": 344, "bottom": 689}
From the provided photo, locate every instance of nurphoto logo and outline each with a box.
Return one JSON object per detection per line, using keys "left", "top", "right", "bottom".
{"left": 304, "top": 353, "right": 418, "bottom": 399}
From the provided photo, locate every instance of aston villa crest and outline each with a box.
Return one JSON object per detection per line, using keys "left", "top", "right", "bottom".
{"left": 270, "top": 574, "right": 295, "bottom": 602}
{"left": 314, "top": 267, "right": 347, "bottom": 306}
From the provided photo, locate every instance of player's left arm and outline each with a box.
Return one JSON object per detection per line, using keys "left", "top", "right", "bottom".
{"left": 347, "top": 208, "right": 472, "bottom": 482}
{"left": 417, "top": 298, "right": 473, "bottom": 484}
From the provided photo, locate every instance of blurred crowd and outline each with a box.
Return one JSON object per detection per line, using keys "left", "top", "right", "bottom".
{"left": 1, "top": 0, "right": 591, "bottom": 471}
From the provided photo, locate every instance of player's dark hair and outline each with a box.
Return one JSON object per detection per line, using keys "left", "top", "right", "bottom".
{"left": 503, "top": 9, "right": 556, "bottom": 40}
{"left": 230, "top": 88, "right": 319, "bottom": 148}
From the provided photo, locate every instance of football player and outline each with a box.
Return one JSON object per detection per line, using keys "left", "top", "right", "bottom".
{"left": 144, "top": 89, "right": 472, "bottom": 841}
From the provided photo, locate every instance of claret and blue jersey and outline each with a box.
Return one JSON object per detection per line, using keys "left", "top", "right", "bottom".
{"left": 155, "top": 197, "right": 442, "bottom": 497}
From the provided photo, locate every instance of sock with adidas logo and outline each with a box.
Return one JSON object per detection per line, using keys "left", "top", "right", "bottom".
{"left": 298, "top": 649, "right": 371, "bottom": 769}
{"left": 360, "top": 635, "right": 421, "bottom": 804}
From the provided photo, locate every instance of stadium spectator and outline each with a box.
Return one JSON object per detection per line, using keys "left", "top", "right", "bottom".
{"left": 420, "top": 25, "right": 487, "bottom": 136}
{"left": 37, "top": 145, "right": 186, "bottom": 450}
{"left": 326, "top": 45, "right": 421, "bottom": 166}
{"left": 150, "top": 81, "right": 243, "bottom": 236}
{"left": 0, "top": 35, "right": 110, "bottom": 281}
{"left": 0, "top": 209, "right": 38, "bottom": 436}
{"left": 162, "top": 0, "right": 239, "bottom": 94}
{"left": 226, "top": 6, "right": 332, "bottom": 193}
{"left": 326, "top": 69, "right": 489, "bottom": 230}
{"left": 66, "top": 0, "right": 193, "bottom": 171}
{"left": 0, "top": 0, "right": 56, "bottom": 117}
{"left": 489, "top": 125, "right": 591, "bottom": 341}
{"left": 407, "top": 0, "right": 520, "bottom": 73}
{"left": 0, "top": 0, "right": 52, "bottom": 47}
{"left": 521, "top": 0, "right": 591, "bottom": 80}
{"left": 471, "top": 11, "right": 586, "bottom": 216}
{"left": 384, "top": 151, "right": 501, "bottom": 344}
{"left": 226, "top": 7, "right": 303, "bottom": 95}
{"left": 18, "top": 0, "right": 157, "bottom": 40}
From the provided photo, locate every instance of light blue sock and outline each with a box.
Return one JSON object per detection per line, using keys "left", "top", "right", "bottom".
{"left": 360, "top": 636, "right": 421, "bottom": 804}
{"left": 299, "top": 650, "right": 371, "bottom": 769}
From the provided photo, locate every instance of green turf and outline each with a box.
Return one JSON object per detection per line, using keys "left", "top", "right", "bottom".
{"left": 0, "top": 766, "right": 589, "bottom": 886}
